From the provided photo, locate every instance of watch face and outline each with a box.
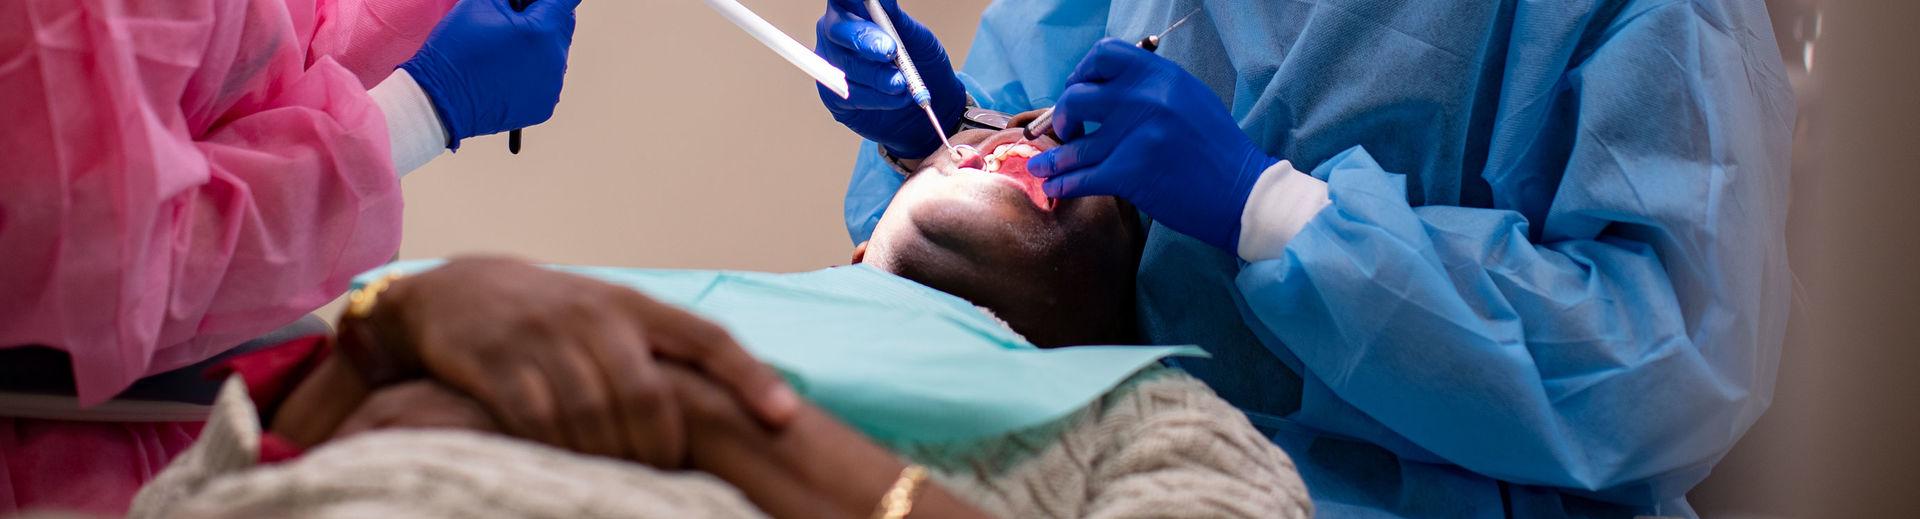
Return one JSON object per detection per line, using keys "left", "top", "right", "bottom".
{"left": 963, "top": 107, "right": 1012, "bottom": 132}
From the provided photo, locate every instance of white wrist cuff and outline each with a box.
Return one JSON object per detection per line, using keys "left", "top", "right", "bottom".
{"left": 1237, "top": 160, "right": 1332, "bottom": 262}
{"left": 370, "top": 69, "right": 448, "bottom": 177}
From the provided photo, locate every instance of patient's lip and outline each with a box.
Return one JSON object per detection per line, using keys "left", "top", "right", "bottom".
{"left": 974, "top": 128, "right": 1050, "bottom": 158}
{"left": 937, "top": 129, "right": 1056, "bottom": 211}
{"left": 956, "top": 147, "right": 987, "bottom": 170}
{"left": 983, "top": 142, "right": 1051, "bottom": 210}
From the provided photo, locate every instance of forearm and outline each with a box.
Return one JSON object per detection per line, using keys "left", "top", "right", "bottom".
{"left": 691, "top": 405, "right": 989, "bottom": 519}
{"left": 369, "top": 69, "right": 450, "bottom": 175}
{"left": 1243, "top": 147, "right": 1763, "bottom": 488}
{"left": 270, "top": 356, "right": 373, "bottom": 448}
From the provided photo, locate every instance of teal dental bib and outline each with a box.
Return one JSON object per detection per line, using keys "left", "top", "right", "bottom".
{"left": 354, "top": 261, "right": 1202, "bottom": 443}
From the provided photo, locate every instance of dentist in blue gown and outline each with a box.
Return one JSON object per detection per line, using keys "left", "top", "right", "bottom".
{"left": 814, "top": 0, "right": 1793, "bottom": 516}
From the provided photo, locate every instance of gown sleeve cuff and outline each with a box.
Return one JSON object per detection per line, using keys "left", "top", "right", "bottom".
{"left": 1237, "top": 160, "right": 1333, "bottom": 262}
{"left": 369, "top": 69, "right": 448, "bottom": 177}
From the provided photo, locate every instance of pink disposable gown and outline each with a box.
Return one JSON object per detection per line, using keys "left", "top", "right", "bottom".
{"left": 0, "top": 0, "right": 452, "bottom": 513}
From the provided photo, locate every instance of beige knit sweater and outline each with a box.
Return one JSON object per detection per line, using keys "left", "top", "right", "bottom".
{"left": 129, "top": 370, "right": 1311, "bottom": 518}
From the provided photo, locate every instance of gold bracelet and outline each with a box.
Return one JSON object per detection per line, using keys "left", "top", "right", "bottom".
{"left": 345, "top": 271, "right": 403, "bottom": 319}
{"left": 337, "top": 270, "right": 418, "bottom": 386}
{"left": 871, "top": 464, "right": 929, "bottom": 519}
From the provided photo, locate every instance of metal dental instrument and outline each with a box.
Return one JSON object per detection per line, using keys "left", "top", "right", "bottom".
{"left": 506, "top": 0, "right": 537, "bottom": 154}
{"left": 862, "top": 0, "right": 963, "bottom": 159}
{"left": 1022, "top": 9, "right": 1201, "bottom": 141}
{"left": 952, "top": 143, "right": 979, "bottom": 159}
{"left": 703, "top": 0, "right": 852, "bottom": 99}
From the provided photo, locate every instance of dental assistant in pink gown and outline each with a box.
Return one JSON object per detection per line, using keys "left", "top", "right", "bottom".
{"left": 0, "top": 0, "right": 584, "bottom": 512}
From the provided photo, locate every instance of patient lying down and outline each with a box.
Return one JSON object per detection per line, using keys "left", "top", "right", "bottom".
{"left": 128, "top": 117, "right": 1311, "bottom": 519}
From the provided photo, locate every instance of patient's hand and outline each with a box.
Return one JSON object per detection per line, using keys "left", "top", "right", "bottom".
{"left": 333, "top": 381, "right": 502, "bottom": 439}
{"left": 303, "top": 360, "right": 988, "bottom": 519}
{"left": 353, "top": 256, "right": 799, "bottom": 467}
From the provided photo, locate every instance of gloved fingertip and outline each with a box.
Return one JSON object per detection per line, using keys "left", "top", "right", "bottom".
{"left": 861, "top": 32, "right": 897, "bottom": 60}
{"left": 1042, "top": 177, "right": 1067, "bottom": 198}
{"left": 885, "top": 72, "right": 907, "bottom": 94}
{"left": 1027, "top": 153, "right": 1056, "bottom": 177}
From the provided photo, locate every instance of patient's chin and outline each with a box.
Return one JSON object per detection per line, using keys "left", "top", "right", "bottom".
{"left": 908, "top": 193, "right": 1044, "bottom": 250}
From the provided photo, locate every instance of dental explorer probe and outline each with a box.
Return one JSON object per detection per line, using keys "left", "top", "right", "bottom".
{"left": 862, "top": 0, "right": 967, "bottom": 159}
{"left": 1022, "top": 9, "right": 1201, "bottom": 141}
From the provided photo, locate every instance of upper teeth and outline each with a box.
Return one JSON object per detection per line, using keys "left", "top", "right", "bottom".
{"left": 983, "top": 143, "right": 1040, "bottom": 172}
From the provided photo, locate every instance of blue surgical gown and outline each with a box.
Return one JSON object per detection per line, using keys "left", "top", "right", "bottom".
{"left": 842, "top": 1, "right": 1794, "bottom": 516}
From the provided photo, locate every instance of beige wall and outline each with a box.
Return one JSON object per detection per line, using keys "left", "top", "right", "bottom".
{"left": 392, "top": 0, "right": 992, "bottom": 270}
{"left": 382, "top": 1, "right": 1920, "bottom": 515}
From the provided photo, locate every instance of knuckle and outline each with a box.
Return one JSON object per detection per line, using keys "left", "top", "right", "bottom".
{"left": 620, "top": 374, "right": 674, "bottom": 411}
{"left": 685, "top": 319, "right": 734, "bottom": 346}
{"left": 681, "top": 383, "right": 734, "bottom": 422}
{"left": 557, "top": 298, "right": 600, "bottom": 326}
{"left": 469, "top": 342, "right": 516, "bottom": 369}
{"left": 506, "top": 315, "right": 557, "bottom": 349}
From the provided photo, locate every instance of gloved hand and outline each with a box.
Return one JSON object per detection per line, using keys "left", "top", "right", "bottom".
{"left": 1028, "top": 38, "right": 1279, "bottom": 252}
{"left": 814, "top": 0, "right": 967, "bottom": 159}
{"left": 401, "top": 0, "right": 582, "bottom": 149}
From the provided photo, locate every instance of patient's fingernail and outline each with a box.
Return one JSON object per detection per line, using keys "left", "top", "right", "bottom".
{"left": 764, "top": 385, "right": 801, "bottom": 422}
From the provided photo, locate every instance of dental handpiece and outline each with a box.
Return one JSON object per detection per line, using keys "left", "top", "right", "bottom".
{"left": 1022, "top": 9, "right": 1200, "bottom": 141}
{"left": 863, "top": 0, "right": 963, "bottom": 158}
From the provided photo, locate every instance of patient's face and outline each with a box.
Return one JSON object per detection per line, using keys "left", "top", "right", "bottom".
{"left": 862, "top": 119, "right": 1143, "bottom": 346}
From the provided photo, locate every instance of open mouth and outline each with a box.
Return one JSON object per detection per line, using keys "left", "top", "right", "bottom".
{"left": 957, "top": 139, "right": 1052, "bottom": 210}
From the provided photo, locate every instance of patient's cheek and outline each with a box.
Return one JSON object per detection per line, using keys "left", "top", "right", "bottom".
{"left": 984, "top": 143, "right": 1050, "bottom": 209}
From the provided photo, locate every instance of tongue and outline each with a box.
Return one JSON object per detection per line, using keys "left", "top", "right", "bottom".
{"left": 993, "top": 154, "right": 1051, "bottom": 210}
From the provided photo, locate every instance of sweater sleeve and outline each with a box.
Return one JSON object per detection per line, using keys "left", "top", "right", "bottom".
{"left": 888, "top": 372, "right": 1310, "bottom": 519}
{"left": 130, "top": 378, "right": 767, "bottom": 519}
{"left": 1081, "top": 374, "right": 1311, "bottom": 519}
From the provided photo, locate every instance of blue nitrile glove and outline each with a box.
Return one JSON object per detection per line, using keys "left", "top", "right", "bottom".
{"left": 401, "top": 0, "right": 582, "bottom": 150}
{"left": 1028, "top": 38, "right": 1280, "bottom": 252}
{"left": 814, "top": 0, "right": 968, "bottom": 160}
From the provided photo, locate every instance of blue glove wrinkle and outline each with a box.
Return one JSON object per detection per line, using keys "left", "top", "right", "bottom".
{"left": 826, "top": 21, "right": 909, "bottom": 96}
